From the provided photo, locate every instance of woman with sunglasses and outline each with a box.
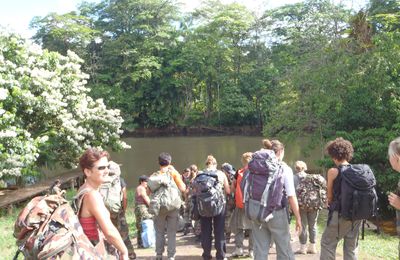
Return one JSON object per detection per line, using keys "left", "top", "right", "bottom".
{"left": 76, "top": 148, "right": 130, "bottom": 260}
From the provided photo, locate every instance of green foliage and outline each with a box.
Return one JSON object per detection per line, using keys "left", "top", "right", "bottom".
{"left": 0, "top": 31, "right": 128, "bottom": 178}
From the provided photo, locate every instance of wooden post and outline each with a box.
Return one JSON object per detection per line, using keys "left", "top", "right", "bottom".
{"left": 70, "top": 178, "right": 76, "bottom": 191}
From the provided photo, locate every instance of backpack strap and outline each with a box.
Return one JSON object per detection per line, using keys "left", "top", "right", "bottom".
{"left": 73, "top": 187, "right": 93, "bottom": 216}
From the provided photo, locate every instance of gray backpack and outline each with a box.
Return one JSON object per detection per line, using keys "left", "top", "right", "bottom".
{"left": 147, "top": 170, "right": 182, "bottom": 215}
{"left": 242, "top": 149, "right": 285, "bottom": 223}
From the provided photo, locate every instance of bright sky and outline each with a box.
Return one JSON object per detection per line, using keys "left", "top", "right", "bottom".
{"left": 0, "top": 0, "right": 368, "bottom": 39}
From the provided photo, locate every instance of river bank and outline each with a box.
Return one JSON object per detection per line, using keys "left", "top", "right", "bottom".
{"left": 123, "top": 126, "right": 263, "bottom": 137}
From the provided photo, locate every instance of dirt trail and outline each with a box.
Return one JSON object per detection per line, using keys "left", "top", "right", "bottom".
{"left": 134, "top": 229, "right": 328, "bottom": 260}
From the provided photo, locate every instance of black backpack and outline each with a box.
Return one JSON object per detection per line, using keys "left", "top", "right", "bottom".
{"left": 191, "top": 170, "right": 225, "bottom": 217}
{"left": 338, "top": 164, "right": 378, "bottom": 221}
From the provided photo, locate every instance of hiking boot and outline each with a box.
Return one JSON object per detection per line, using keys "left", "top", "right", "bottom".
{"left": 231, "top": 247, "right": 244, "bottom": 257}
{"left": 295, "top": 244, "right": 307, "bottom": 254}
{"left": 307, "top": 243, "right": 317, "bottom": 254}
{"left": 248, "top": 249, "right": 254, "bottom": 258}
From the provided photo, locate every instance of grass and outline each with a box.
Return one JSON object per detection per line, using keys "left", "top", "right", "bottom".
{"left": 291, "top": 210, "right": 398, "bottom": 260}
{"left": 0, "top": 190, "right": 397, "bottom": 259}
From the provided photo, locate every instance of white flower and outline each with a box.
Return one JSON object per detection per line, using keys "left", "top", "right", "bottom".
{"left": 0, "top": 88, "right": 8, "bottom": 100}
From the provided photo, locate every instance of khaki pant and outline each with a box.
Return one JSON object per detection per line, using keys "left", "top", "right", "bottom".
{"left": 251, "top": 208, "right": 294, "bottom": 260}
{"left": 154, "top": 208, "right": 179, "bottom": 258}
{"left": 299, "top": 209, "right": 319, "bottom": 244}
{"left": 110, "top": 210, "right": 135, "bottom": 258}
{"left": 320, "top": 211, "right": 361, "bottom": 260}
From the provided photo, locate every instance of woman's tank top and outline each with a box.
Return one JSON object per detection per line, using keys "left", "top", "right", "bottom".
{"left": 79, "top": 216, "right": 99, "bottom": 242}
{"left": 135, "top": 191, "right": 146, "bottom": 205}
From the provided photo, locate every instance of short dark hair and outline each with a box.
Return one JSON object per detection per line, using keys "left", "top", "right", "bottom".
{"left": 158, "top": 152, "right": 172, "bottom": 166}
{"left": 325, "top": 137, "right": 353, "bottom": 162}
{"left": 138, "top": 175, "right": 148, "bottom": 184}
{"left": 79, "top": 148, "right": 109, "bottom": 171}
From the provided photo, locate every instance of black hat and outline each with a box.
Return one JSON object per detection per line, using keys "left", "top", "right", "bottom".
{"left": 158, "top": 152, "right": 172, "bottom": 166}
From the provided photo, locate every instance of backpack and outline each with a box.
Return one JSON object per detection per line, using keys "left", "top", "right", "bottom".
{"left": 192, "top": 170, "right": 225, "bottom": 217}
{"left": 296, "top": 174, "right": 327, "bottom": 211}
{"left": 235, "top": 168, "right": 245, "bottom": 209}
{"left": 338, "top": 164, "right": 378, "bottom": 221}
{"left": 99, "top": 174, "right": 123, "bottom": 214}
{"left": 147, "top": 170, "right": 182, "bottom": 215}
{"left": 13, "top": 194, "right": 112, "bottom": 260}
{"left": 241, "top": 149, "right": 285, "bottom": 223}
{"left": 141, "top": 219, "right": 155, "bottom": 248}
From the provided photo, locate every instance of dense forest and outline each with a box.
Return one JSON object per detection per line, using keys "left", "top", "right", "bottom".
{"left": 1, "top": 0, "right": 400, "bottom": 211}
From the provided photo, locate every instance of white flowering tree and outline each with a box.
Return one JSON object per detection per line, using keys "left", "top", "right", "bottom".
{"left": 0, "top": 30, "right": 129, "bottom": 179}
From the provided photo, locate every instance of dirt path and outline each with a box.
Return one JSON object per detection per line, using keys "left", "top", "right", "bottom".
{"left": 134, "top": 229, "right": 328, "bottom": 260}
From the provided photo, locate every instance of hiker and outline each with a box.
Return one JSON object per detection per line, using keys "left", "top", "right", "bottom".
{"left": 294, "top": 160, "right": 327, "bottom": 255}
{"left": 189, "top": 164, "right": 202, "bottom": 241}
{"left": 181, "top": 168, "right": 193, "bottom": 235}
{"left": 196, "top": 155, "right": 231, "bottom": 260}
{"left": 246, "top": 139, "right": 302, "bottom": 260}
{"left": 148, "top": 152, "right": 186, "bottom": 260}
{"left": 49, "top": 179, "right": 66, "bottom": 197}
{"left": 320, "top": 137, "right": 373, "bottom": 260}
{"left": 388, "top": 137, "right": 400, "bottom": 259}
{"left": 135, "top": 175, "right": 152, "bottom": 248}
{"left": 98, "top": 161, "right": 136, "bottom": 259}
{"left": 77, "top": 148, "right": 129, "bottom": 260}
{"left": 190, "top": 164, "right": 199, "bottom": 180}
{"left": 229, "top": 153, "right": 253, "bottom": 258}
{"left": 221, "top": 162, "right": 236, "bottom": 243}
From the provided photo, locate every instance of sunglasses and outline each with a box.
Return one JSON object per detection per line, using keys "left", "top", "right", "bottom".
{"left": 96, "top": 165, "right": 110, "bottom": 171}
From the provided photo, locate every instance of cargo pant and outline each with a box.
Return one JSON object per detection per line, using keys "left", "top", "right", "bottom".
{"left": 110, "top": 210, "right": 136, "bottom": 259}
{"left": 251, "top": 208, "right": 294, "bottom": 260}
{"left": 154, "top": 208, "right": 179, "bottom": 258}
{"left": 299, "top": 209, "right": 319, "bottom": 244}
{"left": 320, "top": 211, "right": 361, "bottom": 260}
{"left": 134, "top": 204, "right": 152, "bottom": 248}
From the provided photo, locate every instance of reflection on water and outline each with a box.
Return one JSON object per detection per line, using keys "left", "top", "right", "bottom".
{"left": 109, "top": 136, "right": 323, "bottom": 189}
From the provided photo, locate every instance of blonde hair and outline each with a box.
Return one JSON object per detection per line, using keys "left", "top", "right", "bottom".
{"left": 295, "top": 161, "right": 307, "bottom": 172}
{"left": 241, "top": 152, "right": 253, "bottom": 166}
{"left": 205, "top": 155, "right": 217, "bottom": 166}
{"left": 263, "top": 138, "right": 284, "bottom": 154}
{"left": 389, "top": 137, "right": 400, "bottom": 158}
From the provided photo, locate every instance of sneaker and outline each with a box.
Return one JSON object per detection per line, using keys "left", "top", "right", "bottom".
{"left": 168, "top": 258, "right": 175, "bottom": 260}
{"left": 295, "top": 244, "right": 307, "bottom": 255}
{"left": 231, "top": 247, "right": 244, "bottom": 257}
{"left": 307, "top": 243, "right": 317, "bottom": 254}
{"left": 128, "top": 252, "right": 137, "bottom": 260}
{"left": 156, "top": 255, "right": 163, "bottom": 260}
{"left": 248, "top": 250, "right": 254, "bottom": 258}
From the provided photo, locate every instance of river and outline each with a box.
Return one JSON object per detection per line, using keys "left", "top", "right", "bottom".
{"left": 109, "top": 136, "right": 324, "bottom": 189}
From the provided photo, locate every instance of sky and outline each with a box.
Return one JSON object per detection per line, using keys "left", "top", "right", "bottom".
{"left": 0, "top": 0, "right": 368, "bottom": 39}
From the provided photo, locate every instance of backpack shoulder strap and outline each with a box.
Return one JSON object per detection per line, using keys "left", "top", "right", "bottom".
{"left": 73, "top": 187, "right": 92, "bottom": 216}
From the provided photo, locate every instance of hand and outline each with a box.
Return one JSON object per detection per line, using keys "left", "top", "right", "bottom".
{"left": 120, "top": 252, "right": 129, "bottom": 260}
{"left": 388, "top": 192, "right": 400, "bottom": 210}
{"left": 295, "top": 218, "right": 302, "bottom": 235}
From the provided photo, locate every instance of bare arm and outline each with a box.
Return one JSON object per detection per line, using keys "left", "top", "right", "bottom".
{"left": 122, "top": 187, "right": 127, "bottom": 212}
{"left": 288, "top": 195, "right": 302, "bottom": 233}
{"left": 222, "top": 173, "right": 231, "bottom": 195}
{"left": 84, "top": 191, "right": 129, "bottom": 259}
{"left": 326, "top": 168, "right": 339, "bottom": 205}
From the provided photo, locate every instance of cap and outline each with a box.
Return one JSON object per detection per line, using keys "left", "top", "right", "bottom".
{"left": 221, "top": 163, "right": 235, "bottom": 176}
{"left": 108, "top": 161, "right": 121, "bottom": 176}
